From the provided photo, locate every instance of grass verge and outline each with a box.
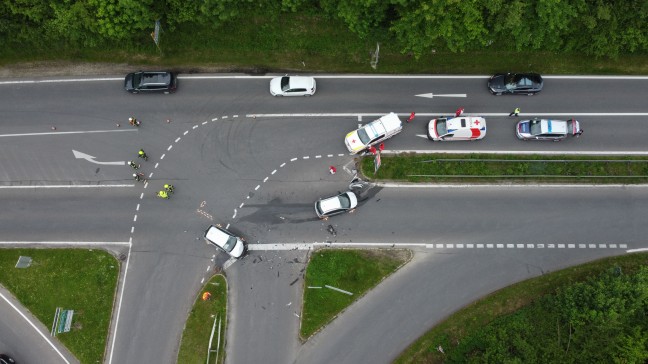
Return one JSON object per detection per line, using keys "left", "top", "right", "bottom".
{"left": 2, "top": 13, "right": 648, "bottom": 75}
{"left": 300, "top": 249, "right": 411, "bottom": 340}
{"left": 0, "top": 248, "right": 119, "bottom": 363}
{"left": 394, "top": 252, "right": 648, "bottom": 364}
{"left": 177, "top": 274, "right": 228, "bottom": 364}
{"left": 361, "top": 153, "right": 648, "bottom": 184}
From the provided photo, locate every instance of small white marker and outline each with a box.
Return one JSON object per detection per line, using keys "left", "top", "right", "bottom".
{"left": 200, "top": 278, "right": 205, "bottom": 284}
{"left": 233, "top": 115, "right": 239, "bottom": 118}
{"left": 167, "top": 145, "right": 173, "bottom": 151}
{"left": 133, "top": 215, "right": 137, "bottom": 222}
{"left": 280, "top": 163, "right": 286, "bottom": 167}
{"left": 222, "top": 116, "right": 228, "bottom": 119}
{"left": 271, "top": 170, "right": 277, "bottom": 175}
{"left": 202, "top": 121, "right": 208, "bottom": 125}
{"left": 232, "top": 209, "right": 237, "bottom": 219}
{"left": 290, "top": 158, "right": 297, "bottom": 162}
{"left": 358, "top": 115, "right": 362, "bottom": 121}
{"left": 226, "top": 223, "right": 230, "bottom": 229}
{"left": 315, "top": 155, "right": 321, "bottom": 158}
{"left": 140, "top": 193, "right": 144, "bottom": 199}
{"left": 160, "top": 154, "right": 165, "bottom": 160}
{"left": 255, "top": 185, "right": 260, "bottom": 191}
{"left": 212, "top": 118, "right": 218, "bottom": 121}
{"left": 263, "top": 177, "right": 268, "bottom": 182}
{"left": 148, "top": 172, "right": 153, "bottom": 178}
{"left": 239, "top": 203, "right": 244, "bottom": 208}
{"left": 136, "top": 204, "right": 140, "bottom": 211}
{"left": 193, "top": 125, "right": 198, "bottom": 129}
{"left": 327, "top": 154, "right": 333, "bottom": 157}
{"left": 338, "top": 154, "right": 345, "bottom": 157}
{"left": 143, "top": 182, "right": 148, "bottom": 189}
{"left": 154, "top": 163, "right": 159, "bottom": 169}
{"left": 184, "top": 130, "right": 189, "bottom": 135}
{"left": 303, "top": 156, "right": 309, "bottom": 159}
{"left": 131, "top": 226, "right": 135, "bottom": 233}
{"left": 175, "top": 137, "right": 181, "bottom": 143}
{"left": 206, "top": 266, "right": 211, "bottom": 272}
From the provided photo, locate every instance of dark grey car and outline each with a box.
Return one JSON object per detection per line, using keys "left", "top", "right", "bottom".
{"left": 124, "top": 71, "right": 177, "bottom": 94}
{"left": 488, "top": 73, "right": 543, "bottom": 95}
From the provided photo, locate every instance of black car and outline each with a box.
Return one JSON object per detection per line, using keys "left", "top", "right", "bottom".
{"left": 124, "top": 71, "right": 177, "bottom": 94}
{"left": 0, "top": 354, "right": 16, "bottom": 364}
{"left": 488, "top": 72, "right": 543, "bottom": 95}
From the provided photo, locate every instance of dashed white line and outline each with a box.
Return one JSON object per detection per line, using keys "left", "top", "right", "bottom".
{"left": 225, "top": 224, "right": 230, "bottom": 230}
{"left": 184, "top": 130, "right": 189, "bottom": 135}
{"left": 290, "top": 158, "right": 297, "bottom": 162}
{"left": 271, "top": 169, "right": 277, "bottom": 175}
{"left": 254, "top": 185, "right": 260, "bottom": 191}
{"left": 221, "top": 116, "right": 228, "bottom": 119}
{"left": 232, "top": 209, "right": 237, "bottom": 219}
{"left": 338, "top": 154, "right": 345, "bottom": 157}
{"left": 303, "top": 156, "right": 309, "bottom": 159}
{"left": 239, "top": 203, "right": 244, "bottom": 208}
{"left": 233, "top": 115, "right": 239, "bottom": 118}
{"left": 136, "top": 204, "right": 140, "bottom": 211}
{"left": 315, "top": 155, "right": 321, "bottom": 158}
{"left": 133, "top": 215, "right": 137, "bottom": 222}
{"left": 263, "top": 177, "right": 268, "bottom": 182}
{"left": 175, "top": 137, "right": 181, "bottom": 143}
{"left": 131, "top": 226, "right": 135, "bottom": 233}
{"left": 193, "top": 125, "right": 198, "bottom": 129}
{"left": 148, "top": 172, "right": 153, "bottom": 178}
{"left": 154, "top": 163, "right": 159, "bottom": 169}
{"left": 0, "top": 241, "right": 131, "bottom": 246}
{"left": 246, "top": 242, "right": 633, "bottom": 251}
{"left": 202, "top": 121, "right": 208, "bottom": 125}
{"left": 327, "top": 154, "right": 333, "bottom": 157}
{"left": 139, "top": 193, "right": 144, "bottom": 199}
{"left": 280, "top": 163, "right": 286, "bottom": 167}
{"left": 212, "top": 118, "right": 218, "bottom": 121}
{"left": 167, "top": 145, "right": 173, "bottom": 151}
{"left": 200, "top": 278, "right": 205, "bottom": 284}
{"left": 205, "top": 265, "right": 211, "bottom": 272}
{"left": 160, "top": 154, "right": 165, "bottom": 160}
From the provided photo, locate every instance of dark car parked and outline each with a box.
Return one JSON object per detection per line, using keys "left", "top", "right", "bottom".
{"left": 488, "top": 72, "right": 543, "bottom": 95}
{"left": 124, "top": 71, "right": 177, "bottom": 94}
{"left": 0, "top": 354, "right": 16, "bottom": 364}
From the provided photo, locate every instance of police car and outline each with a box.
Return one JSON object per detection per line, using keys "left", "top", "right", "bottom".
{"left": 344, "top": 113, "right": 403, "bottom": 154}
{"left": 204, "top": 225, "right": 246, "bottom": 258}
{"left": 427, "top": 116, "right": 487, "bottom": 141}
{"left": 516, "top": 118, "right": 582, "bottom": 141}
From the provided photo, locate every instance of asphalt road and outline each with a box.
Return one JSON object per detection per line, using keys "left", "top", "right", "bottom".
{"left": 0, "top": 74, "right": 647, "bottom": 364}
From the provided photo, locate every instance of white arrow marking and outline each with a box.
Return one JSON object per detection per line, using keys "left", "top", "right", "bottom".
{"left": 416, "top": 93, "right": 467, "bottom": 98}
{"left": 73, "top": 150, "right": 124, "bottom": 165}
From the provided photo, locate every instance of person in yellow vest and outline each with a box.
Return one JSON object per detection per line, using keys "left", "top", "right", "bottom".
{"left": 509, "top": 107, "right": 520, "bottom": 117}
{"left": 157, "top": 190, "right": 169, "bottom": 199}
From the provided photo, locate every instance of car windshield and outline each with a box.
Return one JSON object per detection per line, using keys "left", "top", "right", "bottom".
{"left": 435, "top": 119, "right": 447, "bottom": 136}
{"left": 357, "top": 127, "right": 371, "bottom": 144}
{"left": 529, "top": 119, "right": 542, "bottom": 136}
{"left": 338, "top": 194, "right": 351, "bottom": 208}
{"left": 280, "top": 77, "right": 290, "bottom": 91}
{"left": 133, "top": 73, "right": 143, "bottom": 88}
{"left": 221, "top": 236, "right": 237, "bottom": 252}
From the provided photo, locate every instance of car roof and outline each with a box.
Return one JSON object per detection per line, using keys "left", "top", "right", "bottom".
{"left": 204, "top": 225, "right": 231, "bottom": 247}
{"left": 540, "top": 119, "right": 567, "bottom": 134}
{"left": 287, "top": 76, "right": 314, "bottom": 88}
{"left": 140, "top": 71, "right": 172, "bottom": 84}
{"left": 376, "top": 112, "right": 402, "bottom": 131}
{"left": 446, "top": 117, "right": 486, "bottom": 130}
{"left": 320, "top": 195, "right": 344, "bottom": 212}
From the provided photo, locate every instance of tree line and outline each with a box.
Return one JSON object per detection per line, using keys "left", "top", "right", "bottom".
{"left": 1, "top": 0, "right": 646, "bottom": 57}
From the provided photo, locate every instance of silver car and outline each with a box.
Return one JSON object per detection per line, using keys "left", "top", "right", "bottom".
{"left": 516, "top": 118, "right": 582, "bottom": 141}
{"left": 315, "top": 191, "right": 358, "bottom": 219}
{"left": 204, "top": 225, "right": 246, "bottom": 258}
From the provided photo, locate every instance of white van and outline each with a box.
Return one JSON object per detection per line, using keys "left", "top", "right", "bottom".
{"left": 344, "top": 113, "right": 403, "bottom": 154}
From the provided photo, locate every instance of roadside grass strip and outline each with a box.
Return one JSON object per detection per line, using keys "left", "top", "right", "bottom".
{"left": 394, "top": 252, "right": 648, "bottom": 364}
{"left": 361, "top": 154, "right": 648, "bottom": 184}
{"left": 300, "top": 249, "right": 411, "bottom": 340}
{"left": 177, "top": 274, "right": 227, "bottom": 364}
{"left": 0, "top": 249, "right": 118, "bottom": 364}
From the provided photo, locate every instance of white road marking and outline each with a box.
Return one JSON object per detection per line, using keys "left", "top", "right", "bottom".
{"left": 0, "top": 241, "right": 131, "bottom": 246}
{"left": 160, "top": 154, "right": 165, "bottom": 160}
{"left": 358, "top": 115, "right": 362, "bottom": 121}
{"left": 212, "top": 118, "right": 218, "bottom": 121}
{"left": 154, "top": 163, "right": 159, "bottom": 169}
{"left": 148, "top": 172, "right": 153, "bottom": 178}
{"left": 303, "top": 156, "right": 309, "bottom": 159}
{"left": 222, "top": 116, "right": 228, "bottom": 119}
{"left": 378, "top": 182, "right": 648, "bottom": 189}
{"left": 315, "top": 155, "right": 321, "bottom": 158}
{"left": 232, "top": 209, "right": 237, "bottom": 219}
{"left": 133, "top": 215, "right": 137, "bottom": 222}
{"left": 108, "top": 243, "right": 132, "bottom": 364}
{"left": 338, "top": 154, "right": 345, "bottom": 157}
{"left": 246, "top": 242, "right": 631, "bottom": 250}
{"left": 167, "top": 145, "right": 173, "bottom": 151}
{"left": 184, "top": 130, "right": 189, "bottom": 135}
{"left": 384, "top": 149, "right": 648, "bottom": 156}
{"left": 627, "top": 247, "right": 648, "bottom": 253}
{"left": 131, "top": 226, "right": 134, "bottom": 233}
{"left": 72, "top": 150, "right": 124, "bottom": 165}
{"left": 328, "top": 154, "right": 333, "bottom": 157}
{"left": 206, "top": 265, "right": 211, "bottom": 272}
{"left": 290, "top": 158, "right": 297, "bottom": 162}
{"left": 193, "top": 125, "right": 198, "bottom": 129}
{"left": 263, "top": 177, "right": 268, "bottom": 182}
{"left": 0, "top": 129, "right": 136, "bottom": 138}
{"left": 0, "top": 291, "right": 71, "bottom": 363}
{"left": 223, "top": 258, "right": 236, "bottom": 270}
{"left": 233, "top": 115, "right": 239, "bottom": 118}
{"left": 0, "top": 184, "right": 133, "bottom": 189}
{"left": 136, "top": 204, "right": 140, "bottom": 211}
{"left": 280, "top": 163, "right": 286, "bottom": 167}
{"left": 416, "top": 93, "right": 467, "bottom": 98}
{"left": 271, "top": 169, "right": 277, "bottom": 175}
{"left": 202, "top": 121, "right": 208, "bottom": 125}
{"left": 247, "top": 112, "right": 648, "bottom": 118}
{"left": 254, "top": 185, "right": 260, "bottom": 191}
{"left": 239, "top": 203, "right": 244, "bottom": 208}
{"left": 139, "top": 193, "right": 144, "bottom": 199}
{"left": 201, "top": 278, "right": 205, "bottom": 284}
{"left": 175, "top": 137, "right": 181, "bottom": 143}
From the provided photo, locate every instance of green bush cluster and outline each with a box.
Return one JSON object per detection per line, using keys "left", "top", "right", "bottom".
{"left": 1, "top": 0, "right": 646, "bottom": 60}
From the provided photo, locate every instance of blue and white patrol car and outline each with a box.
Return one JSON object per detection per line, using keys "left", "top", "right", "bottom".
{"left": 516, "top": 118, "right": 582, "bottom": 141}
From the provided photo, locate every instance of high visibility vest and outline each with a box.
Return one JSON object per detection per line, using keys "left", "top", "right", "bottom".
{"left": 139, "top": 150, "right": 144, "bottom": 155}
{"left": 159, "top": 191, "right": 167, "bottom": 197}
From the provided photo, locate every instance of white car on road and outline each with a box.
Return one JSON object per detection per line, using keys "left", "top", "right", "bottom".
{"left": 204, "top": 225, "right": 246, "bottom": 258}
{"left": 270, "top": 76, "right": 316, "bottom": 96}
{"left": 315, "top": 191, "right": 358, "bottom": 219}
{"left": 344, "top": 113, "right": 403, "bottom": 154}
{"left": 427, "top": 116, "right": 487, "bottom": 141}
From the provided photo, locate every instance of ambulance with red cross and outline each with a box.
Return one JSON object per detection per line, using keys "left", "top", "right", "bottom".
{"left": 427, "top": 116, "right": 487, "bottom": 141}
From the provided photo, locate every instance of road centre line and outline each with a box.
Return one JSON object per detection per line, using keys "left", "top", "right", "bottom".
{"left": 247, "top": 112, "right": 648, "bottom": 118}
{"left": 108, "top": 243, "right": 132, "bottom": 364}
{"left": 167, "top": 145, "right": 173, "bottom": 151}
{"left": 0, "top": 291, "right": 71, "bottom": 364}
{"left": 377, "top": 182, "right": 648, "bottom": 188}
{"left": 0, "top": 184, "right": 133, "bottom": 189}
{"left": 247, "top": 242, "right": 630, "bottom": 250}
{"left": 0, "top": 241, "right": 131, "bottom": 246}
{"left": 175, "top": 137, "right": 181, "bottom": 143}
{"left": 0, "top": 129, "right": 136, "bottom": 138}
{"left": 184, "top": 130, "right": 189, "bottom": 135}
{"left": 2, "top": 75, "right": 646, "bottom": 86}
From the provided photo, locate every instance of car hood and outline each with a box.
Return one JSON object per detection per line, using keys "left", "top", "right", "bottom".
{"left": 124, "top": 73, "right": 134, "bottom": 91}
{"left": 345, "top": 130, "right": 365, "bottom": 152}
{"left": 518, "top": 120, "right": 530, "bottom": 134}
{"left": 229, "top": 240, "right": 245, "bottom": 258}
{"left": 488, "top": 74, "right": 506, "bottom": 90}
{"left": 269, "top": 77, "right": 282, "bottom": 95}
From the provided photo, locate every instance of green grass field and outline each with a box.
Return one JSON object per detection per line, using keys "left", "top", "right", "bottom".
{"left": 361, "top": 154, "right": 648, "bottom": 184}
{"left": 0, "top": 249, "right": 119, "bottom": 363}
{"left": 301, "top": 249, "right": 410, "bottom": 339}
{"left": 177, "top": 274, "right": 228, "bottom": 364}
